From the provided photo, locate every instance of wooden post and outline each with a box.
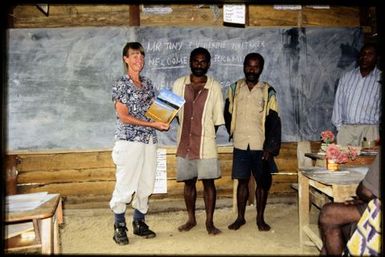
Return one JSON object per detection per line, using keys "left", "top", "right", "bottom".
{"left": 298, "top": 171, "right": 310, "bottom": 250}
{"left": 129, "top": 5, "right": 140, "bottom": 26}
{"left": 6, "top": 5, "right": 15, "bottom": 28}
{"left": 5, "top": 155, "right": 18, "bottom": 195}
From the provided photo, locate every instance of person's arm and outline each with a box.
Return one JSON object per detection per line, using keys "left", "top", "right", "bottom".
{"left": 211, "top": 81, "right": 225, "bottom": 135}
{"left": 356, "top": 151, "right": 380, "bottom": 202}
{"left": 263, "top": 87, "right": 281, "bottom": 160}
{"left": 355, "top": 182, "right": 375, "bottom": 203}
{"left": 331, "top": 77, "right": 344, "bottom": 130}
{"left": 346, "top": 152, "right": 380, "bottom": 205}
{"left": 263, "top": 109, "right": 281, "bottom": 160}
{"left": 115, "top": 101, "right": 169, "bottom": 131}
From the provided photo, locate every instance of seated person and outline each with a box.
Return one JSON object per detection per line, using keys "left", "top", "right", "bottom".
{"left": 346, "top": 198, "right": 381, "bottom": 256}
{"left": 318, "top": 149, "right": 380, "bottom": 255}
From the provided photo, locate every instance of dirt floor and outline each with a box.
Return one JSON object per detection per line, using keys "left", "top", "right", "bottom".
{"left": 59, "top": 197, "right": 321, "bottom": 256}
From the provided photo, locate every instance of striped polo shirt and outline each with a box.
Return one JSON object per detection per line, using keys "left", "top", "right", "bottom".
{"left": 332, "top": 67, "right": 381, "bottom": 129}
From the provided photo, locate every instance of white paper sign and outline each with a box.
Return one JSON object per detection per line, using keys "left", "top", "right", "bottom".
{"left": 273, "top": 5, "right": 302, "bottom": 10}
{"left": 153, "top": 148, "right": 167, "bottom": 194}
{"left": 223, "top": 4, "right": 246, "bottom": 25}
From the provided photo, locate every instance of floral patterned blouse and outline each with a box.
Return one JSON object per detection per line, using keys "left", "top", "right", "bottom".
{"left": 112, "top": 74, "right": 157, "bottom": 144}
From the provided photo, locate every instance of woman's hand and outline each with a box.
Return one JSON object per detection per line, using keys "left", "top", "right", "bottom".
{"left": 152, "top": 121, "right": 170, "bottom": 131}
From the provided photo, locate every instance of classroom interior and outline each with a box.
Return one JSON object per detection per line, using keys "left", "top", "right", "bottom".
{"left": 2, "top": 3, "right": 382, "bottom": 255}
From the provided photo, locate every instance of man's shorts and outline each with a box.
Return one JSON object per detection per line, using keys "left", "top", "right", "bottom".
{"left": 232, "top": 147, "right": 264, "bottom": 180}
{"left": 176, "top": 157, "right": 221, "bottom": 182}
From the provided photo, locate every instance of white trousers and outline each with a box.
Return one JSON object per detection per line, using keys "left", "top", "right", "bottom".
{"left": 109, "top": 140, "right": 157, "bottom": 214}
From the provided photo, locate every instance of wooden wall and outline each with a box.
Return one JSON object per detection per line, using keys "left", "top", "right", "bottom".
{"left": 9, "top": 4, "right": 367, "bottom": 29}
{"left": 7, "top": 4, "right": 378, "bottom": 49}
{"left": 5, "top": 142, "right": 322, "bottom": 208}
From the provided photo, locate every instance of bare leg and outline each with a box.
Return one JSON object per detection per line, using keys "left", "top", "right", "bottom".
{"left": 202, "top": 179, "right": 221, "bottom": 235}
{"left": 228, "top": 178, "right": 249, "bottom": 230}
{"left": 256, "top": 186, "right": 271, "bottom": 231}
{"left": 318, "top": 202, "right": 362, "bottom": 255}
{"left": 178, "top": 178, "right": 197, "bottom": 232}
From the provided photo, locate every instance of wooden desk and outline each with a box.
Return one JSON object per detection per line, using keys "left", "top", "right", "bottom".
{"left": 298, "top": 167, "right": 367, "bottom": 251}
{"left": 5, "top": 194, "right": 63, "bottom": 254}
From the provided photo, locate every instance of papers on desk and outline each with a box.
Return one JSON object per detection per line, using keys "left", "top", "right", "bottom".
{"left": 302, "top": 166, "right": 369, "bottom": 175}
{"left": 302, "top": 168, "right": 367, "bottom": 185}
{"left": 301, "top": 166, "right": 324, "bottom": 172}
{"left": 312, "top": 169, "right": 350, "bottom": 175}
{"left": 346, "top": 166, "right": 369, "bottom": 175}
{"left": 5, "top": 221, "right": 34, "bottom": 239}
{"left": 6, "top": 192, "right": 57, "bottom": 212}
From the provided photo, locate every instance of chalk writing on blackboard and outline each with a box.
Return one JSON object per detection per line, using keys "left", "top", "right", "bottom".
{"left": 7, "top": 27, "right": 362, "bottom": 150}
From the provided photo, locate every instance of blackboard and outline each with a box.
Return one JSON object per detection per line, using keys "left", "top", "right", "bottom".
{"left": 6, "top": 26, "right": 362, "bottom": 151}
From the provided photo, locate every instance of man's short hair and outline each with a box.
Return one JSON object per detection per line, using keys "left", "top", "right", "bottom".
{"left": 190, "top": 47, "right": 211, "bottom": 62}
{"left": 244, "top": 53, "right": 264, "bottom": 68}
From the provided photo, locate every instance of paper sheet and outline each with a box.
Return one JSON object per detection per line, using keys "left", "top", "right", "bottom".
{"left": 5, "top": 221, "right": 34, "bottom": 239}
{"left": 153, "top": 148, "right": 167, "bottom": 194}
{"left": 6, "top": 192, "right": 57, "bottom": 212}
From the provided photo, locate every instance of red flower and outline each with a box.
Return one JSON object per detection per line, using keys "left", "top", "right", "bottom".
{"left": 326, "top": 144, "right": 359, "bottom": 164}
{"left": 321, "top": 130, "right": 335, "bottom": 144}
{"left": 326, "top": 144, "right": 340, "bottom": 160}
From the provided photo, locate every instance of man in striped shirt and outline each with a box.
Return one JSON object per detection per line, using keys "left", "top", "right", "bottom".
{"left": 331, "top": 43, "right": 382, "bottom": 146}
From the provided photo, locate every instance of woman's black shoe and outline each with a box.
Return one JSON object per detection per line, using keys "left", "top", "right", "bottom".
{"left": 113, "top": 222, "right": 129, "bottom": 245}
{"left": 132, "top": 220, "right": 156, "bottom": 239}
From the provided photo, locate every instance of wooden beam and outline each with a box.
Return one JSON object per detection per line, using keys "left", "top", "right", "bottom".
{"left": 6, "top": 5, "right": 16, "bottom": 28}
{"left": 129, "top": 5, "right": 140, "bottom": 26}
{"left": 5, "top": 155, "right": 19, "bottom": 195}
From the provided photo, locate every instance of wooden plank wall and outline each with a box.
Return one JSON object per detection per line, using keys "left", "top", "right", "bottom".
{"left": 9, "top": 4, "right": 376, "bottom": 42}
{"left": 9, "top": 5, "right": 364, "bottom": 29}
{"left": 6, "top": 142, "right": 322, "bottom": 207}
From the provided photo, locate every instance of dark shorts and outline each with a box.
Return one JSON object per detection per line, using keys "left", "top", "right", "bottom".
{"left": 232, "top": 147, "right": 264, "bottom": 180}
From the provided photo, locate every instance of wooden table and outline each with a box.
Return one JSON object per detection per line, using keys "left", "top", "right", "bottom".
{"left": 5, "top": 193, "right": 63, "bottom": 254}
{"left": 305, "top": 151, "right": 376, "bottom": 168}
{"left": 298, "top": 167, "right": 368, "bottom": 251}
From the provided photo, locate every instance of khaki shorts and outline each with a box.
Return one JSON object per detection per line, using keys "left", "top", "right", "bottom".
{"left": 337, "top": 124, "right": 379, "bottom": 146}
{"left": 176, "top": 157, "right": 221, "bottom": 182}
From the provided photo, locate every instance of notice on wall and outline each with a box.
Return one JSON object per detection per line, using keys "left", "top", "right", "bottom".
{"left": 153, "top": 148, "right": 167, "bottom": 194}
{"left": 223, "top": 4, "right": 246, "bottom": 25}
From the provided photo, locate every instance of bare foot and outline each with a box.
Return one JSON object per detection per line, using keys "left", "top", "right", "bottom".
{"left": 206, "top": 223, "right": 222, "bottom": 235}
{"left": 178, "top": 221, "right": 196, "bottom": 232}
{"left": 228, "top": 218, "right": 246, "bottom": 230}
{"left": 257, "top": 220, "right": 271, "bottom": 231}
